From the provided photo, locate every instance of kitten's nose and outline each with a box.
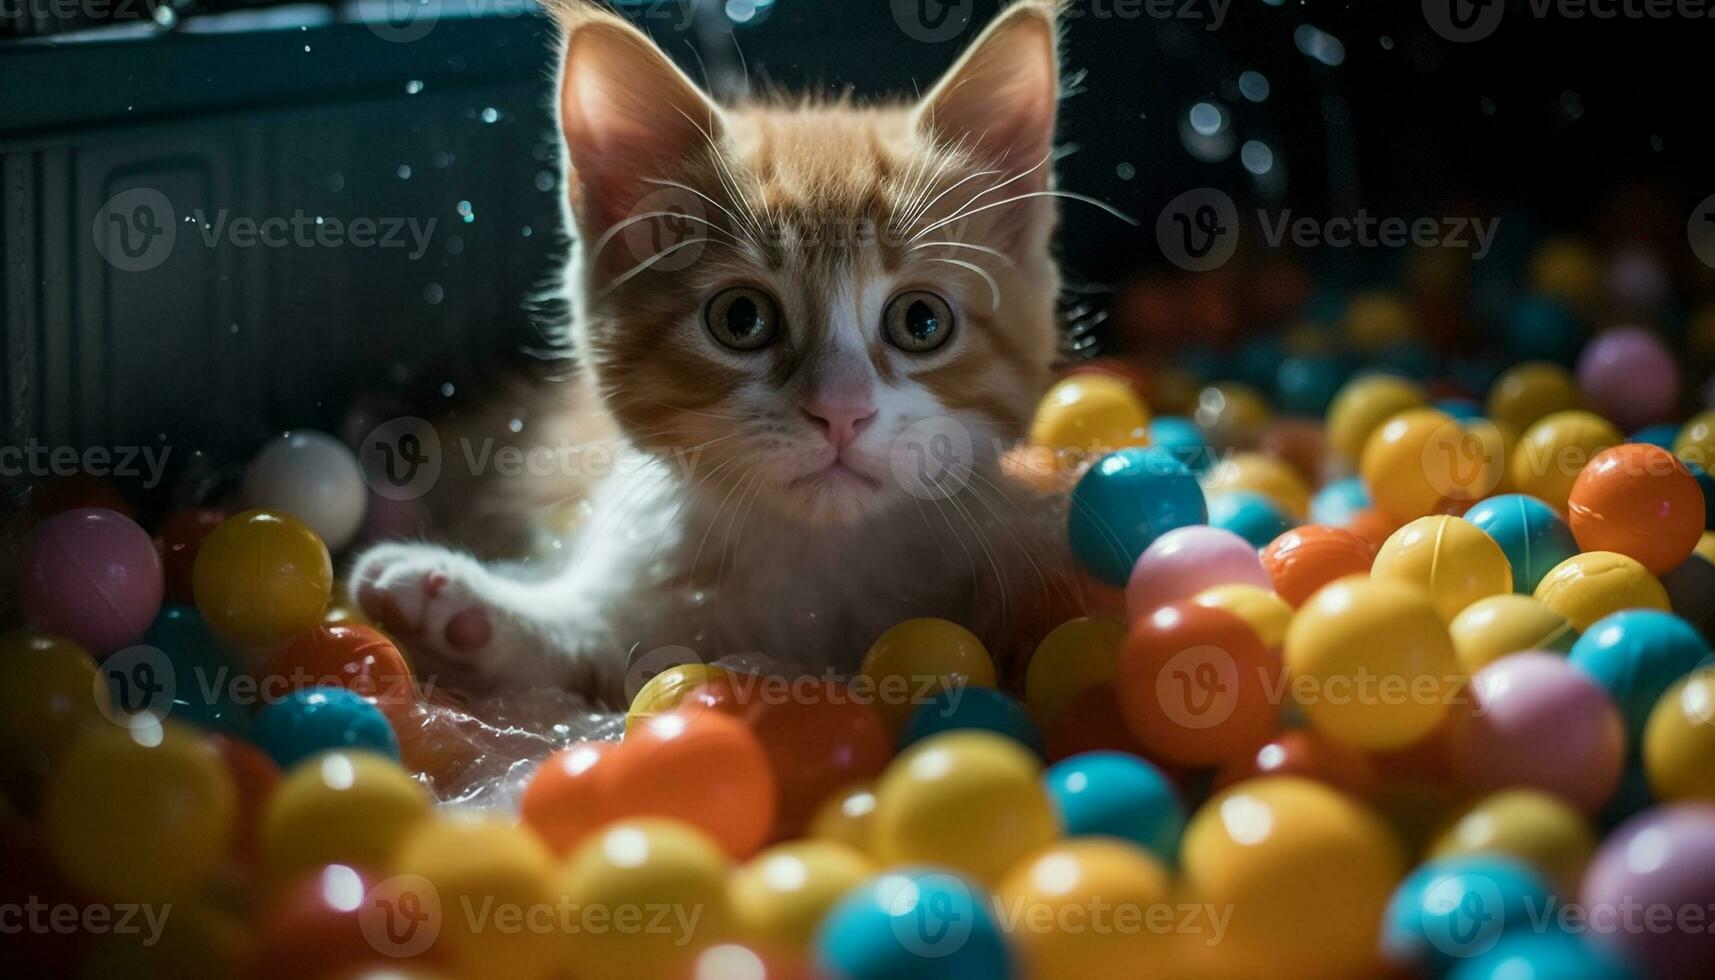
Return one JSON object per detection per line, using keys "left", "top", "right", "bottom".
{"left": 802, "top": 397, "right": 877, "bottom": 451}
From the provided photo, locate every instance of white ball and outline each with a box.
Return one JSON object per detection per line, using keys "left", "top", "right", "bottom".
{"left": 243, "top": 430, "right": 368, "bottom": 550}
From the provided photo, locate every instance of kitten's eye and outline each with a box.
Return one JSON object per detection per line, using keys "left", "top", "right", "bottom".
{"left": 883, "top": 291, "right": 955, "bottom": 353}
{"left": 705, "top": 286, "right": 782, "bottom": 352}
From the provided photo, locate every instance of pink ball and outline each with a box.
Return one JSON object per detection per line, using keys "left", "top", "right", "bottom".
{"left": 23, "top": 508, "right": 164, "bottom": 655}
{"left": 1450, "top": 651, "right": 1625, "bottom": 814}
{"left": 1125, "top": 524, "right": 1270, "bottom": 620}
{"left": 1576, "top": 326, "right": 1679, "bottom": 429}
{"left": 1581, "top": 804, "right": 1715, "bottom": 980}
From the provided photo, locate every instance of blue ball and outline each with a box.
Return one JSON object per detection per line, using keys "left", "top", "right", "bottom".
{"left": 1569, "top": 609, "right": 1712, "bottom": 739}
{"left": 1068, "top": 447, "right": 1207, "bottom": 586}
{"left": 1275, "top": 354, "right": 1349, "bottom": 415}
{"left": 1147, "top": 416, "right": 1214, "bottom": 474}
{"left": 1683, "top": 461, "right": 1715, "bottom": 530}
{"left": 1465, "top": 494, "right": 1580, "bottom": 593}
{"left": 1506, "top": 295, "right": 1584, "bottom": 364}
{"left": 1436, "top": 398, "right": 1485, "bottom": 421}
{"left": 898, "top": 688, "right": 1043, "bottom": 757}
{"left": 1044, "top": 751, "right": 1183, "bottom": 862}
{"left": 1382, "top": 855, "right": 1555, "bottom": 969}
{"left": 1310, "top": 477, "right": 1372, "bottom": 527}
{"left": 107, "top": 605, "right": 249, "bottom": 735}
{"left": 1208, "top": 491, "right": 1293, "bottom": 548}
{"left": 1235, "top": 336, "right": 1287, "bottom": 392}
{"left": 1631, "top": 423, "right": 1680, "bottom": 452}
{"left": 251, "top": 686, "right": 399, "bottom": 769}
{"left": 1444, "top": 931, "right": 1638, "bottom": 980}
{"left": 814, "top": 868, "right": 1013, "bottom": 980}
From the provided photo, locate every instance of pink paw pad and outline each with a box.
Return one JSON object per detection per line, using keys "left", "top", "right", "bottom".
{"left": 444, "top": 608, "right": 492, "bottom": 652}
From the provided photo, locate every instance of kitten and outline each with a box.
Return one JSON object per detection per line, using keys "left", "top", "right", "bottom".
{"left": 351, "top": 0, "right": 1094, "bottom": 705}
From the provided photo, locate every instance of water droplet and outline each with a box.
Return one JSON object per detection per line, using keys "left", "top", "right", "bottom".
{"left": 405, "top": 80, "right": 425, "bottom": 95}
{"left": 439, "top": 381, "right": 455, "bottom": 397}
{"left": 1189, "top": 102, "right": 1226, "bottom": 136}
{"left": 1294, "top": 25, "right": 1346, "bottom": 67}
{"left": 481, "top": 107, "right": 500, "bottom": 124}
{"left": 396, "top": 164, "right": 413, "bottom": 180}
{"left": 425, "top": 284, "right": 445, "bottom": 305}
{"left": 457, "top": 200, "right": 475, "bottom": 224}
{"left": 1241, "top": 140, "right": 1275, "bottom": 175}
{"left": 534, "top": 171, "right": 557, "bottom": 193}
{"left": 1238, "top": 71, "right": 1270, "bottom": 103}
{"left": 1116, "top": 162, "right": 1136, "bottom": 180}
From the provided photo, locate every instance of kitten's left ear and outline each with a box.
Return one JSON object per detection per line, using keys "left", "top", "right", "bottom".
{"left": 914, "top": 1, "right": 1060, "bottom": 187}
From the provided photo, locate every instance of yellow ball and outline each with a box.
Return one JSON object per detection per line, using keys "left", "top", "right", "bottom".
{"left": 1643, "top": 668, "right": 1715, "bottom": 803}
{"left": 556, "top": 819, "right": 734, "bottom": 980}
{"left": 1024, "top": 615, "right": 1125, "bottom": 724}
{"left": 995, "top": 838, "right": 1174, "bottom": 979}
{"left": 1510, "top": 410, "right": 1622, "bottom": 512}
{"left": 0, "top": 629, "right": 107, "bottom": 793}
{"left": 1181, "top": 777, "right": 1403, "bottom": 979}
{"left": 1342, "top": 292, "right": 1416, "bottom": 351}
{"left": 1326, "top": 373, "right": 1427, "bottom": 464}
{"left": 1697, "top": 530, "right": 1715, "bottom": 565}
{"left": 193, "top": 510, "right": 333, "bottom": 646}
{"left": 1372, "top": 516, "right": 1513, "bottom": 623}
{"left": 729, "top": 840, "right": 875, "bottom": 951}
{"left": 1531, "top": 237, "right": 1603, "bottom": 311}
{"left": 261, "top": 749, "right": 431, "bottom": 887}
{"left": 1362, "top": 408, "right": 1506, "bottom": 520}
{"left": 1448, "top": 594, "right": 1579, "bottom": 673}
{"left": 1194, "top": 381, "right": 1272, "bottom": 450}
{"left": 872, "top": 731, "right": 1057, "bottom": 885}
{"left": 625, "top": 663, "right": 730, "bottom": 734}
{"left": 1427, "top": 789, "right": 1597, "bottom": 893}
{"left": 1192, "top": 584, "right": 1294, "bottom": 648}
{"left": 1674, "top": 409, "right": 1715, "bottom": 471}
{"left": 1029, "top": 374, "right": 1151, "bottom": 457}
{"left": 808, "top": 782, "right": 878, "bottom": 854}
{"left": 1485, "top": 361, "right": 1582, "bottom": 433}
{"left": 1533, "top": 551, "right": 1670, "bottom": 631}
{"left": 75, "top": 901, "right": 247, "bottom": 980}
{"left": 42, "top": 719, "right": 235, "bottom": 901}
{"left": 392, "top": 814, "right": 560, "bottom": 979}
{"left": 1283, "top": 577, "right": 1461, "bottom": 751}
{"left": 859, "top": 618, "right": 997, "bottom": 731}
{"left": 1202, "top": 452, "right": 1311, "bottom": 519}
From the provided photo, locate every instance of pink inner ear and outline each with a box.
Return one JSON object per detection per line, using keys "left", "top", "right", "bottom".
{"left": 920, "top": 11, "right": 1059, "bottom": 179}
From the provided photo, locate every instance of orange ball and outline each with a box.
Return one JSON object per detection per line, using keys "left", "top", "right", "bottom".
{"left": 1260, "top": 525, "right": 1377, "bottom": 607}
{"left": 210, "top": 734, "right": 281, "bottom": 868}
{"left": 1346, "top": 508, "right": 1403, "bottom": 551}
{"left": 1568, "top": 443, "right": 1706, "bottom": 574}
{"left": 259, "top": 623, "right": 417, "bottom": 725}
{"left": 607, "top": 708, "right": 777, "bottom": 858}
{"left": 1116, "top": 602, "right": 1282, "bottom": 767}
{"left": 519, "top": 741, "right": 619, "bottom": 857}
{"left": 1212, "top": 729, "right": 1380, "bottom": 799}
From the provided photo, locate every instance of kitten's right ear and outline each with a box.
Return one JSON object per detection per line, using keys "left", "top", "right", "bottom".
{"left": 551, "top": 4, "right": 724, "bottom": 231}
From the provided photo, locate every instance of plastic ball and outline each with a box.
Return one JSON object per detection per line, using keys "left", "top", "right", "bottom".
{"left": 1028, "top": 373, "right": 1150, "bottom": 458}
{"left": 625, "top": 662, "right": 731, "bottom": 734}
{"left": 242, "top": 430, "right": 368, "bottom": 551}
{"left": 898, "top": 687, "right": 1042, "bottom": 757}
{"left": 1207, "top": 490, "right": 1293, "bottom": 548}
{"left": 1191, "top": 583, "right": 1294, "bottom": 648}
{"left": 153, "top": 507, "right": 227, "bottom": 604}
{"left": 1569, "top": 608, "right": 1712, "bottom": 738}
{"left": 1568, "top": 443, "right": 1705, "bottom": 574}
{"left": 1451, "top": 652, "right": 1626, "bottom": 814}
{"left": 1686, "top": 462, "right": 1715, "bottom": 529}
{"left": 1117, "top": 601, "right": 1280, "bottom": 766}
{"left": 1283, "top": 577, "right": 1460, "bottom": 750}
{"left": 1577, "top": 327, "right": 1679, "bottom": 429}
{"left": 1581, "top": 804, "right": 1715, "bottom": 979}
{"left": 859, "top": 618, "right": 997, "bottom": 732}
{"left": 1023, "top": 615, "right": 1125, "bottom": 725}
{"left": 1043, "top": 750, "right": 1183, "bottom": 860}
{"left": 260, "top": 622, "right": 416, "bottom": 726}
{"left": 120, "top": 604, "right": 249, "bottom": 734}
{"left": 1362, "top": 408, "right": 1504, "bottom": 520}
{"left": 1180, "top": 777, "right": 1404, "bottom": 978}
{"left": 1436, "top": 397, "right": 1484, "bottom": 420}
{"left": 0, "top": 629, "right": 108, "bottom": 791}
{"left": 813, "top": 867, "right": 1011, "bottom": 980}
{"left": 1673, "top": 408, "right": 1715, "bottom": 470}
{"left": 1193, "top": 381, "right": 1271, "bottom": 449}
{"left": 1067, "top": 447, "right": 1207, "bottom": 587}
{"left": 193, "top": 510, "right": 333, "bottom": 646}
{"left": 1213, "top": 728, "right": 1379, "bottom": 799}
{"left": 251, "top": 687, "right": 399, "bottom": 770}
{"left": 392, "top": 815, "right": 560, "bottom": 979}
{"left": 1261, "top": 524, "right": 1376, "bottom": 607}
{"left": 1201, "top": 451, "right": 1310, "bottom": 519}
{"left": 1444, "top": 931, "right": 1637, "bottom": 980}
{"left": 1487, "top": 361, "right": 1582, "bottom": 434}
{"left": 209, "top": 732, "right": 279, "bottom": 867}
{"left": 729, "top": 840, "right": 875, "bottom": 951}
{"left": 1382, "top": 855, "right": 1555, "bottom": 968}
{"left": 1310, "top": 476, "right": 1372, "bottom": 527}
{"left": 1372, "top": 515, "right": 1514, "bottom": 622}
{"left": 1125, "top": 524, "right": 1272, "bottom": 620}
{"left": 607, "top": 707, "right": 777, "bottom": 858}
{"left": 807, "top": 783, "right": 878, "bottom": 854}
{"left": 1145, "top": 415, "right": 1213, "bottom": 473}
{"left": 995, "top": 838, "right": 1173, "bottom": 979}
{"left": 248, "top": 864, "right": 398, "bottom": 980}
{"left": 42, "top": 719, "right": 236, "bottom": 901}
{"left": 1632, "top": 422, "right": 1680, "bottom": 451}
{"left": 1428, "top": 789, "right": 1597, "bottom": 892}
{"left": 1511, "top": 410, "right": 1623, "bottom": 511}
{"left": 1449, "top": 594, "right": 1578, "bottom": 672}
{"left": 23, "top": 508, "right": 163, "bottom": 655}
{"left": 871, "top": 731, "right": 1056, "bottom": 885}
{"left": 1506, "top": 293, "right": 1586, "bottom": 362}
{"left": 520, "top": 741, "right": 619, "bottom": 856}
{"left": 1327, "top": 372, "right": 1428, "bottom": 463}
{"left": 1534, "top": 551, "right": 1670, "bottom": 631}
{"left": 1464, "top": 493, "right": 1581, "bottom": 593}
{"left": 1643, "top": 669, "right": 1715, "bottom": 803}
{"left": 260, "top": 749, "right": 430, "bottom": 886}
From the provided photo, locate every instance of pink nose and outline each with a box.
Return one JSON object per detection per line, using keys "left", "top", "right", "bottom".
{"left": 802, "top": 397, "right": 876, "bottom": 450}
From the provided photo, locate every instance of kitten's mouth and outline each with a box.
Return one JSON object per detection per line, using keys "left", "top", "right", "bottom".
{"left": 789, "top": 459, "right": 883, "bottom": 492}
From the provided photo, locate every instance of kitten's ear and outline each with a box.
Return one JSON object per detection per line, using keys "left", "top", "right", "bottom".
{"left": 914, "top": 1, "right": 1060, "bottom": 185}
{"left": 553, "top": 6, "right": 723, "bottom": 231}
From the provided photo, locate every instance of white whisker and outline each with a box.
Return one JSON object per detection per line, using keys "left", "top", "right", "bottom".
{"left": 928, "top": 257, "right": 1002, "bottom": 311}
